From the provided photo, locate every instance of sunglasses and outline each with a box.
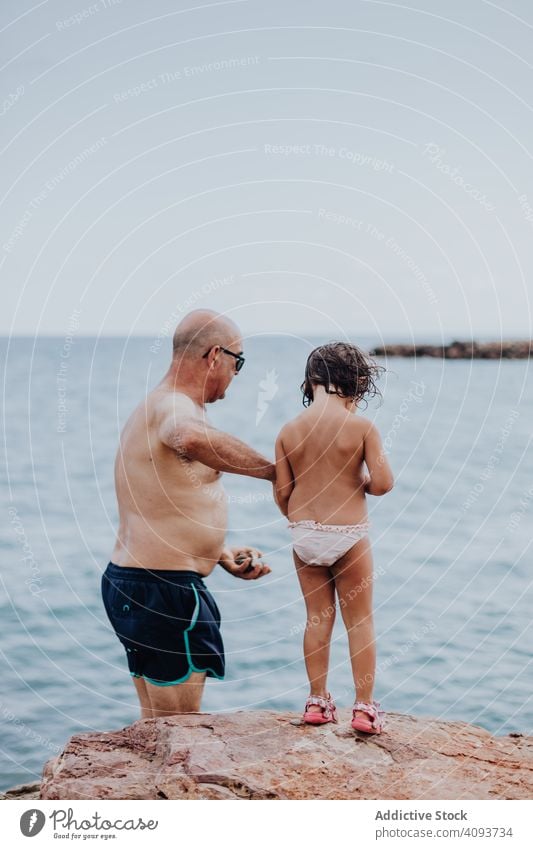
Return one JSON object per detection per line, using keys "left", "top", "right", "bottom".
{"left": 202, "top": 346, "right": 246, "bottom": 373}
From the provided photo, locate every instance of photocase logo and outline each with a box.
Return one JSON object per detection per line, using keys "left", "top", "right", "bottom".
{"left": 20, "top": 809, "right": 46, "bottom": 837}
{"left": 256, "top": 369, "right": 279, "bottom": 425}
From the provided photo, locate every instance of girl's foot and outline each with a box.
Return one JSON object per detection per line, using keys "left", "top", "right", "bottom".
{"left": 351, "top": 700, "right": 384, "bottom": 734}
{"left": 303, "top": 693, "right": 338, "bottom": 725}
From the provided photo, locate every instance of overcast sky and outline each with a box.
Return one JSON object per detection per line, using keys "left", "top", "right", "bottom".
{"left": 1, "top": 0, "right": 532, "bottom": 340}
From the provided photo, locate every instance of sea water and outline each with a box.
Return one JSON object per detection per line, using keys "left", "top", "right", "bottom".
{"left": 1, "top": 335, "right": 531, "bottom": 791}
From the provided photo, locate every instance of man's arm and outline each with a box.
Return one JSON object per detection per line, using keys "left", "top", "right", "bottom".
{"left": 363, "top": 420, "right": 394, "bottom": 495}
{"left": 274, "top": 432, "right": 295, "bottom": 516}
{"left": 158, "top": 394, "right": 275, "bottom": 481}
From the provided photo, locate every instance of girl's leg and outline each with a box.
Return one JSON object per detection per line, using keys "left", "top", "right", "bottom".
{"left": 293, "top": 550, "right": 336, "bottom": 713}
{"left": 331, "top": 536, "right": 376, "bottom": 719}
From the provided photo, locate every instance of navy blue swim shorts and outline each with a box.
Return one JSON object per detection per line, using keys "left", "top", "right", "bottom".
{"left": 101, "top": 562, "right": 225, "bottom": 686}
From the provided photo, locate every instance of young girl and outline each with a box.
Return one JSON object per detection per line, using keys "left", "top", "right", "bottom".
{"left": 275, "top": 342, "right": 394, "bottom": 734}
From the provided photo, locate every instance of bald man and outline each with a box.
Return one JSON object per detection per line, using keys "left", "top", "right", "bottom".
{"left": 101, "top": 310, "right": 276, "bottom": 718}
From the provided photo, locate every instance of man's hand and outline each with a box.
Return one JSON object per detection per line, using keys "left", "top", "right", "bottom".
{"left": 218, "top": 546, "right": 271, "bottom": 580}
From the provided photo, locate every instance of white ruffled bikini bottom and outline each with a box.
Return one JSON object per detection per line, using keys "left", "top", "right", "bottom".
{"left": 287, "top": 519, "right": 370, "bottom": 567}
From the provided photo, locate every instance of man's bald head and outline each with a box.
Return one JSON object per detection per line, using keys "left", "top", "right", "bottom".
{"left": 172, "top": 310, "right": 241, "bottom": 360}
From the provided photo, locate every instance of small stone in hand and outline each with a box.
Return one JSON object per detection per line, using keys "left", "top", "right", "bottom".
{"left": 235, "top": 552, "right": 262, "bottom": 573}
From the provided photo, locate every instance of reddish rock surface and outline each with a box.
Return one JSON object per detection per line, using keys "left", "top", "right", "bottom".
{"left": 28, "top": 711, "right": 533, "bottom": 800}
{"left": 370, "top": 340, "right": 532, "bottom": 359}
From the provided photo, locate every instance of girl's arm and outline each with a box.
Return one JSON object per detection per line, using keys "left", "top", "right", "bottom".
{"left": 363, "top": 421, "right": 394, "bottom": 496}
{"left": 274, "top": 432, "right": 295, "bottom": 516}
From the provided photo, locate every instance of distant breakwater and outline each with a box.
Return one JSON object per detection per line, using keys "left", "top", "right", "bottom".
{"left": 370, "top": 340, "right": 532, "bottom": 359}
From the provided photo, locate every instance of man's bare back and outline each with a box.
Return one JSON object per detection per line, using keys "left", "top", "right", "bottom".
{"left": 111, "top": 388, "right": 228, "bottom": 574}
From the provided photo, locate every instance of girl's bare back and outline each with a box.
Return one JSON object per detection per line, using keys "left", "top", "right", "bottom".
{"left": 280, "top": 407, "right": 369, "bottom": 525}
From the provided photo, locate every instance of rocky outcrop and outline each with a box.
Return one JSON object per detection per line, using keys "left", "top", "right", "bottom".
{"left": 370, "top": 340, "right": 532, "bottom": 359}
{"left": 22, "top": 711, "right": 533, "bottom": 800}
{"left": 0, "top": 781, "right": 41, "bottom": 800}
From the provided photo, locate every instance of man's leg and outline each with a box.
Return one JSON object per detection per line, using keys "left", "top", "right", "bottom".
{"left": 142, "top": 672, "right": 207, "bottom": 717}
{"left": 132, "top": 675, "right": 154, "bottom": 719}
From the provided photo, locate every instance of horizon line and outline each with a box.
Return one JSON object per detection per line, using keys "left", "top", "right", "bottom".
{"left": 1, "top": 332, "right": 532, "bottom": 340}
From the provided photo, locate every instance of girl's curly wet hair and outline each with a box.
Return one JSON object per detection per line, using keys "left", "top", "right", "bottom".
{"left": 300, "top": 341, "right": 385, "bottom": 409}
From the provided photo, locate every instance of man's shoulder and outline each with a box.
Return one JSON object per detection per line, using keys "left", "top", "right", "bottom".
{"left": 153, "top": 389, "right": 198, "bottom": 421}
{"left": 152, "top": 390, "right": 202, "bottom": 452}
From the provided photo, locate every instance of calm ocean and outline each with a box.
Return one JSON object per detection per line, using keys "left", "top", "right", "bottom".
{"left": 1, "top": 335, "right": 532, "bottom": 791}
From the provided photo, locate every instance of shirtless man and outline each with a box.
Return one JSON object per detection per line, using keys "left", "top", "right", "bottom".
{"left": 101, "top": 310, "right": 275, "bottom": 718}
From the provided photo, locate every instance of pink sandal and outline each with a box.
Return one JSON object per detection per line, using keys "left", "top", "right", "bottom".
{"left": 303, "top": 693, "right": 338, "bottom": 725}
{"left": 351, "top": 700, "right": 384, "bottom": 734}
